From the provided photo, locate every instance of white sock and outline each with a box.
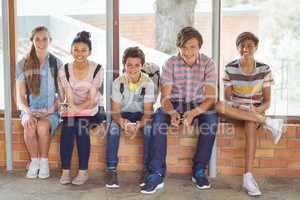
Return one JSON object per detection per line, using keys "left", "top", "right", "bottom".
{"left": 31, "top": 157, "right": 39, "bottom": 163}
{"left": 40, "top": 157, "right": 49, "bottom": 164}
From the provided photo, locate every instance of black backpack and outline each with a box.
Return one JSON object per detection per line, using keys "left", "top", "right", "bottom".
{"left": 141, "top": 62, "right": 160, "bottom": 100}
{"left": 24, "top": 53, "right": 59, "bottom": 106}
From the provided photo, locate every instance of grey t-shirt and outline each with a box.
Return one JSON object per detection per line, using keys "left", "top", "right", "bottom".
{"left": 111, "top": 73, "right": 155, "bottom": 113}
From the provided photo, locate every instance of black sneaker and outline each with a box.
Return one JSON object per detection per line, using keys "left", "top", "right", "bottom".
{"left": 139, "top": 168, "right": 150, "bottom": 187}
{"left": 105, "top": 169, "right": 119, "bottom": 188}
{"left": 192, "top": 169, "right": 211, "bottom": 190}
{"left": 140, "top": 173, "right": 164, "bottom": 194}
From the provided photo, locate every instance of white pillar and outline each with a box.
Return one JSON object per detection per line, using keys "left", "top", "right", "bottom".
{"left": 106, "top": 0, "right": 114, "bottom": 122}
{"left": 2, "top": 0, "right": 13, "bottom": 171}
{"left": 209, "top": 0, "right": 221, "bottom": 178}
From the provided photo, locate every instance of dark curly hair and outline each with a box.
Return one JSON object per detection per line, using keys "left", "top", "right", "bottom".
{"left": 71, "top": 31, "right": 92, "bottom": 50}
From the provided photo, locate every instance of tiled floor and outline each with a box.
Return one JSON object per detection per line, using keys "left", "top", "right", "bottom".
{"left": 0, "top": 170, "right": 299, "bottom": 200}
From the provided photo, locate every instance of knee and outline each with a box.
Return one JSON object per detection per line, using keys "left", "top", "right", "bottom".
{"left": 37, "top": 126, "right": 50, "bottom": 135}
{"left": 215, "top": 101, "right": 225, "bottom": 114}
{"left": 37, "top": 122, "right": 51, "bottom": 136}
{"left": 153, "top": 108, "right": 169, "bottom": 123}
{"left": 142, "top": 123, "right": 152, "bottom": 138}
{"left": 24, "top": 128, "right": 37, "bottom": 139}
{"left": 107, "top": 121, "right": 121, "bottom": 136}
{"left": 98, "top": 108, "right": 107, "bottom": 123}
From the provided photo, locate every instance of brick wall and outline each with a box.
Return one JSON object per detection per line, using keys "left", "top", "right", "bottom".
{"left": 217, "top": 122, "right": 300, "bottom": 177}
{"left": 1, "top": 118, "right": 300, "bottom": 176}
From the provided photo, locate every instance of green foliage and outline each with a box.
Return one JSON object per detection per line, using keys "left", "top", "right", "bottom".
{"left": 264, "top": 0, "right": 300, "bottom": 41}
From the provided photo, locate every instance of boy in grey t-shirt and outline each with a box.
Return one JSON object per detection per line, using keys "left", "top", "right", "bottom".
{"left": 106, "top": 47, "right": 162, "bottom": 192}
{"left": 111, "top": 72, "right": 155, "bottom": 113}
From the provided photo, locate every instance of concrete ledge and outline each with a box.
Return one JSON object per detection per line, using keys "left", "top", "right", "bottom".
{"left": 1, "top": 118, "right": 300, "bottom": 176}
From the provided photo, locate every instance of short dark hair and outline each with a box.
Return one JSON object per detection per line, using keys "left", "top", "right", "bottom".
{"left": 122, "top": 46, "right": 145, "bottom": 66}
{"left": 236, "top": 32, "right": 259, "bottom": 47}
{"left": 72, "top": 31, "right": 92, "bottom": 50}
{"left": 176, "top": 26, "right": 203, "bottom": 48}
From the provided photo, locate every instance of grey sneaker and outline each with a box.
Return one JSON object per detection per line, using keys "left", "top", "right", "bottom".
{"left": 105, "top": 169, "right": 119, "bottom": 188}
{"left": 139, "top": 168, "right": 150, "bottom": 187}
{"left": 26, "top": 159, "right": 39, "bottom": 179}
{"left": 60, "top": 174, "right": 72, "bottom": 185}
{"left": 265, "top": 118, "right": 284, "bottom": 144}
{"left": 72, "top": 172, "right": 89, "bottom": 185}
{"left": 243, "top": 172, "right": 262, "bottom": 196}
{"left": 38, "top": 158, "right": 50, "bottom": 179}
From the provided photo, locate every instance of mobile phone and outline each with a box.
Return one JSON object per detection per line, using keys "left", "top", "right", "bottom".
{"left": 126, "top": 122, "right": 137, "bottom": 126}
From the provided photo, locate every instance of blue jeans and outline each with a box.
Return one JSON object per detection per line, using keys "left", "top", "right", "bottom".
{"left": 60, "top": 106, "right": 106, "bottom": 170}
{"left": 106, "top": 112, "right": 152, "bottom": 169}
{"left": 151, "top": 101, "right": 219, "bottom": 176}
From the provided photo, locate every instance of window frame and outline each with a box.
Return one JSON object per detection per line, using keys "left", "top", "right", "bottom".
{"left": 1, "top": 0, "right": 299, "bottom": 120}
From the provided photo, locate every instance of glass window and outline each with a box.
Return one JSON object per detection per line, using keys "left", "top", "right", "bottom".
{"left": 17, "top": 0, "right": 106, "bottom": 63}
{"left": 195, "top": 0, "right": 212, "bottom": 57}
{"left": 16, "top": 0, "right": 107, "bottom": 105}
{"left": 221, "top": 0, "right": 300, "bottom": 116}
{"left": 119, "top": 0, "right": 212, "bottom": 67}
{"left": 119, "top": 0, "right": 168, "bottom": 68}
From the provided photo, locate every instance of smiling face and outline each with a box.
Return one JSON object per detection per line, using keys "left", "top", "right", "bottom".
{"left": 32, "top": 30, "right": 51, "bottom": 55}
{"left": 124, "top": 57, "right": 143, "bottom": 82}
{"left": 237, "top": 39, "right": 257, "bottom": 60}
{"left": 71, "top": 42, "right": 91, "bottom": 63}
{"left": 178, "top": 37, "right": 200, "bottom": 66}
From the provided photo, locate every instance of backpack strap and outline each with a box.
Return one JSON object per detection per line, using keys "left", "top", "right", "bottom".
{"left": 93, "top": 64, "right": 102, "bottom": 79}
{"left": 64, "top": 63, "right": 70, "bottom": 82}
{"left": 140, "top": 87, "right": 146, "bottom": 97}
{"left": 92, "top": 64, "right": 103, "bottom": 93}
{"left": 25, "top": 77, "right": 30, "bottom": 106}
{"left": 48, "top": 53, "right": 59, "bottom": 94}
{"left": 120, "top": 82, "right": 125, "bottom": 97}
{"left": 20, "top": 58, "right": 30, "bottom": 106}
{"left": 141, "top": 69, "right": 159, "bottom": 78}
{"left": 156, "top": 71, "right": 160, "bottom": 89}
{"left": 65, "top": 63, "right": 101, "bottom": 81}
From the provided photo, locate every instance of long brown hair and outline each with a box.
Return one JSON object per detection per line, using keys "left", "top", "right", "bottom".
{"left": 23, "top": 26, "right": 51, "bottom": 96}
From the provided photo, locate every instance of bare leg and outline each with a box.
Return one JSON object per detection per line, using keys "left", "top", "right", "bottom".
{"left": 244, "top": 121, "right": 257, "bottom": 173}
{"left": 24, "top": 124, "right": 39, "bottom": 158}
{"left": 215, "top": 101, "right": 265, "bottom": 123}
{"left": 36, "top": 118, "right": 51, "bottom": 158}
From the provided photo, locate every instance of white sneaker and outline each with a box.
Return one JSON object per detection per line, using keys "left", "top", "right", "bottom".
{"left": 243, "top": 172, "right": 262, "bottom": 196}
{"left": 265, "top": 118, "right": 284, "bottom": 144}
{"left": 38, "top": 158, "right": 50, "bottom": 179}
{"left": 26, "top": 158, "right": 39, "bottom": 179}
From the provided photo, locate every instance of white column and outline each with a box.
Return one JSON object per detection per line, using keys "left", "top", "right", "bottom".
{"left": 106, "top": 0, "right": 114, "bottom": 122}
{"left": 2, "top": 0, "right": 13, "bottom": 171}
{"left": 209, "top": 0, "right": 221, "bottom": 178}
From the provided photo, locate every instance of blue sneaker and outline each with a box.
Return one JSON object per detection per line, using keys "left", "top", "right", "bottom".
{"left": 192, "top": 169, "right": 211, "bottom": 190}
{"left": 139, "top": 168, "right": 150, "bottom": 187}
{"left": 140, "top": 173, "right": 164, "bottom": 194}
